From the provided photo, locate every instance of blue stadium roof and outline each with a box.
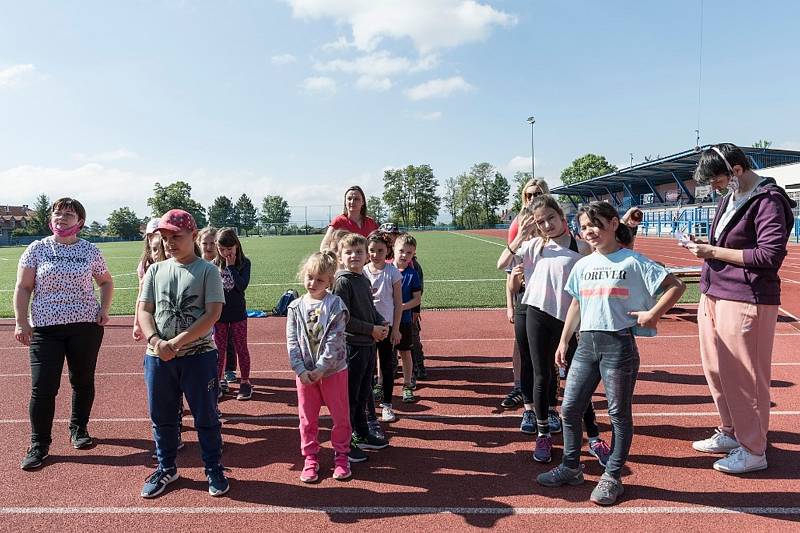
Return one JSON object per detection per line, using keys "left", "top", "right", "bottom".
{"left": 550, "top": 145, "right": 800, "bottom": 208}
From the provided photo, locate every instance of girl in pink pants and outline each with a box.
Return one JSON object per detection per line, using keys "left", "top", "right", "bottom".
{"left": 287, "top": 251, "right": 352, "bottom": 482}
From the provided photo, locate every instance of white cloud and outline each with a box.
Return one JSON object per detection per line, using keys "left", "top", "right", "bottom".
{"left": 315, "top": 51, "right": 436, "bottom": 77}
{"left": 405, "top": 76, "right": 473, "bottom": 100}
{"left": 287, "top": 0, "right": 517, "bottom": 53}
{"left": 300, "top": 76, "right": 337, "bottom": 95}
{"left": 0, "top": 64, "right": 36, "bottom": 88}
{"left": 416, "top": 111, "right": 442, "bottom": 121}
{"left": 355, "top": 75, "right": 392, "bottom": 91}
{"left": 504, "top": 155, "right": 534, "bottom": 176}
{"left": 72, "top": 149, "right": 140, "bottom": 163}
{"left": 271, "top": 53, "right": 297, "bottom": 66}
{"left": 322, "top": 36, "right": 356, "bottom": 52}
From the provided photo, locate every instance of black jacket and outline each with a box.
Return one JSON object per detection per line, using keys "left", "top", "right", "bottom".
{"left": 333, "top": 269, "right": 385, "bottom": 346}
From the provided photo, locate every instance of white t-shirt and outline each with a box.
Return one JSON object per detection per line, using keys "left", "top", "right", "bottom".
{"left": 19, "top": 237, "right": 109, "bottom": 327}
{"left": 517, "top": 238, "right": 581, "bottom": 322}
{"left": 363, "top": 262, "right": 402, "bottom": 326}
{"left": 565, "top": 248, "right": 668, "bottom": 333}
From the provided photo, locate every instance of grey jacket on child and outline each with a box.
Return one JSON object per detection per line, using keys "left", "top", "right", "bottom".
{"left": 286, "top": 292, "right": 349, "bottom": 378}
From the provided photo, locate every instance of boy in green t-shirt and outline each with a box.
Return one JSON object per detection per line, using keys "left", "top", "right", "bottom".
{"left": 137, "top": 209, "right": 228, "bottom": 498}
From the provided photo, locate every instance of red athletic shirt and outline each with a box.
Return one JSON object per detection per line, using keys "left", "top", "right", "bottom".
{"left": 329, "top": 214, "right": 379, "bottom": 237}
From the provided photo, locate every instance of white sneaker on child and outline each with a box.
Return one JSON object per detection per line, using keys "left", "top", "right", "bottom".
{"left": 381, "top": 404, "right": 396, "bottom": 423}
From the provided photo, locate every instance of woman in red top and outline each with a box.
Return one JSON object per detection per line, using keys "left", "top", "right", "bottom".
{"left": 320, "top": 186, "right": 379, "bottom": 251}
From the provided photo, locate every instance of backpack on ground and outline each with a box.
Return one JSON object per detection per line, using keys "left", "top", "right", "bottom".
{"left": 272, "top": 289, "right": 299, "bottom": 316}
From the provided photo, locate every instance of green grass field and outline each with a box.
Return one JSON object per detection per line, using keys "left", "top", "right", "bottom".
{"left": 0, "top": 231, "right": 699, "bottom": 317}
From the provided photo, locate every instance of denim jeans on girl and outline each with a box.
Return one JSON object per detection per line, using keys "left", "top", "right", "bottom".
{"left": 561, "top": 330, "right": 640, "bottom": 479}
{"left": 144, "top": 349, "right": 222, "bottom": 470}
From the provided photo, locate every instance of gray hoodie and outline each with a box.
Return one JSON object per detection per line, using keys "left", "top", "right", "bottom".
{"left": 286, "top": 292, "right": 349, "bottom": 377}
{"left": 333, "top": 269, "right": 386, "bottom": 346}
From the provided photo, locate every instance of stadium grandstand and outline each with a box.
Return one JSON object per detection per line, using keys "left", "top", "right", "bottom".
{"left": 550, "top": 145, "right": 800, "bottom": 241}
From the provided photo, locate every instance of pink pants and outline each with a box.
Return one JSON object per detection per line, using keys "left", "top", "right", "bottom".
{"left": 698, "top": 294, "right": 779, "bottom": 455}
{"left": 214, "top": 320, "right": 251, "bottom": 381}
{"left": 296, "top": 370, "right": 351, "bottom": 457}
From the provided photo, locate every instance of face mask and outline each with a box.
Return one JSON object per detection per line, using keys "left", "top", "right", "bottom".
{"left": 49, "top": 221, "right": 82, "bottom": 238}
{"left": 726, "top": 174, "right": 739, "bottom": 194}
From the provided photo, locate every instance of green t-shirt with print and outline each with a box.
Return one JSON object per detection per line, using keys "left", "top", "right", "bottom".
{"left": 139, "top": 257, "right": 225, "bottom": 357}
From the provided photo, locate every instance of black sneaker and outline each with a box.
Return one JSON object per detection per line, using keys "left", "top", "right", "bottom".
{"left": 20, "top": 446, "right": 49, "bottom": 470}
{"left": 141, "top": 467, "right": 179, "bottom": 498}
{"left": 70, "top": 427, "right": 93, "bottom": 449}
{"left": 500, "top": 387, "right": 524, "bottom": 409}
{"left": 236, "top": 382, "right": 253, "bottom": 401}
{"left": 206, "top": 465, "right": 230, "bottom": 497}
{"left": 347, "top": 442, "right": 368, "bottom": 463}
{"left": 354, "top": 432, "right": 389, "bottom": 450}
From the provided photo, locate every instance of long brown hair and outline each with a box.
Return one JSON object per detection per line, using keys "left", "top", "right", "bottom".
{"left": 576, "top": 201, "right": 632, "bottom": 245}
{"left": 213, "top": 227, "right": 246, "bottom": 268}
{"left": 342, "top": 185, "right": 368, "bottom": 218}
{"left": 139, "top": 233, "right": 166, "bottom": 273}
{"left": 528, "top": 194, "right": 568, "bottom": 252}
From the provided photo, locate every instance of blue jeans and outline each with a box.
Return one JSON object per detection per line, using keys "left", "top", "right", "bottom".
{"left": 144, "top": 350, "right": 222, "bottom": 470}
{"left": 561, "top": 330, "right": 640, "bottom": 479}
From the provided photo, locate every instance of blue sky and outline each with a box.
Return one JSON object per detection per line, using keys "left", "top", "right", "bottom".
{"left": 2, "top": 0, "right": 798, "bottom": 224}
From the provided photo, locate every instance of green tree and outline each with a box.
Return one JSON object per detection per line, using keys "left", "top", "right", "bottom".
{"left": 366, "top": 195, "right": 387, "bottom": 224}
{"left": 30, "top": 193, "right": 51, "bottom": 234}
{"left": 234, "top": 194, "right": 258, "bottom": 234}
{"left": 85, "top": 221, "right": 105, "bottom": 237}
{"left": 560, "top": 154, "right": 617, "bottom": 185}
{"left": 511, "top": 171, "right": 532, "bottom": 213}
{"left": 752, "top": 139, "right": 772, "bottom": 148}
{"left": 106, "top": 207, "right": 142, "bottom": 239}
{"left": 260, "top": 195, "right": 291, "bottom": 231}
{"left": 443, "top": 176, "right": 459, "bottom": 225}
{"left": 382, "top": 164, "right": 441, "bottom": 227}
{"left": 147, "top": 181, "right": 207, "bottom": 227}
{"left": 208, "top": 196, "right": 236, "bottom": 228}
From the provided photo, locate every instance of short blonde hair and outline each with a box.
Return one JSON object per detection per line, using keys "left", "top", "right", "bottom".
{"left": 338, "top": 232, "right": 367, "bottom": 251}
{"left": 298, "top": 251, "right": 338, "bottom": 282}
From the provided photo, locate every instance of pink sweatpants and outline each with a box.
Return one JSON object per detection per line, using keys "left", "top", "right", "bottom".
{"left": 296, "top": 369, "right": 351, "bottom": 457}
{"left": 214, "top": 320, "right": 251, "bottom": 381}
{"left": 698, "top": 294, "right": 779, "bottom": 455}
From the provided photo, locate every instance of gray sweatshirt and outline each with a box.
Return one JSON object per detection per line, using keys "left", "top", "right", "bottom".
{"left": 332, "top": 269, "right": 386, "bottom": 346}
{"left": 286, "top": 292, "right": 349, "bottom": 377}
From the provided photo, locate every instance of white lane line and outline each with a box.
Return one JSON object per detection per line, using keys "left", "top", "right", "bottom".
{"left": 0, "top": 505, "right": 799, "bottom": 516}
{"left": 448, "top": 231, "right": 506, "bottom": 247}
{"left": 1, "top": 411, "right": 799, "bottom": 424}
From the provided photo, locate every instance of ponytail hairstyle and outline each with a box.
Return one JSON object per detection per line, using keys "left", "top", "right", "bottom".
{"left": 367, "top": 230, "right": 394, "bottom": 259}
{"left": 213, "top": 227, "right": 245, "bottom": 268}
{"left": 298, "top": 250, "right": 338, "bottom": 284}
{"left": 693, "top": 143, "right": 751, "bottom": 185}
{"left": 528, "top": 194, "right": 567, "bottom": 255}
{"left": 576, "top": 201, "right": 632, "bottom": 246}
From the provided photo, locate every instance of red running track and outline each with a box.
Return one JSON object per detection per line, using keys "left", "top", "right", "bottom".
{"left": 0, "top": 305, "right": 799, "bottom": 531}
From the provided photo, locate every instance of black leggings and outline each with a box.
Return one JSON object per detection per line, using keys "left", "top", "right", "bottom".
{"left": 29, "top": 322, "right": 104, "bottom": 447}
{"left": 514, "top": 303, "right": 557, "bottom": 407}
{"left": 517, "top": 304, "right": 599, "bottom": 437}
{"left": 376, "top": 337, "right": 395, "bottom": 405}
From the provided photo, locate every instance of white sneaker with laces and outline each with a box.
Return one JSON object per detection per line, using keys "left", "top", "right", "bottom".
{"left": 713, "top": 447, "right": 767, "bottom": 474}
{"left": 692, "top": 429, "right": 739, "bottom": 453}
{"left": 381, "top": 404, "right": 396, "bottom": 423}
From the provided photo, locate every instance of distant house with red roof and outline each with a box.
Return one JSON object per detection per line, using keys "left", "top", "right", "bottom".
{"left": 0, "top": 205, "right": 35, "bottom": 245}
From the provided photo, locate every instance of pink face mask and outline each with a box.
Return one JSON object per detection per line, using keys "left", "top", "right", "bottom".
{"left": 49, "top": 221, "right": 82, "bottom": 238}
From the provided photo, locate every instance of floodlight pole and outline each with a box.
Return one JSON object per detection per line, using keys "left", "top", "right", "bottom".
{"left": 527, "top": 116, "right": 536, "bottom": 178}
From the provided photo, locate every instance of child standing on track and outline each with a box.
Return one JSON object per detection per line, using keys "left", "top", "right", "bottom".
{"left": 393, "top": 234, "right": 423, "bottom": 404}
{"left": 287, "top": 251, "right": 352, "bottom": 482}
{"left": 364, "top": 231, "right": 403, "bottom": 423}
{"left": 497, "top": 195, "right": 610, "bottom": 465}
{"left": 213, "top": 228, "right": 253, "bottom": 401}
{"left": 137, "top": 209, "right": 229, "bottom": 499}
{"left": 133, "top": 219, "right": 165, "bottom": 341}
{"left": 333, "top": 233, "right": 390, "bottom": 463}
{"left": 537, "top": 201, "right": 685, "bottom": 506}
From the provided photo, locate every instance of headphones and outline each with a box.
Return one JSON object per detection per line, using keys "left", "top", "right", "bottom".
{"left": 709, "top": 146, "right": 734, "bottom": 175}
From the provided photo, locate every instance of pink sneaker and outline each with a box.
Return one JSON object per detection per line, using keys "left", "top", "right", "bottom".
{"left": 300, "top": 455, "right": 319, "bottom": 483}
{"left": 332, "top": 453, "right": 351, "bottom": 480}
{"left": 589, "top": 438, "right": 612, "bottom": 467}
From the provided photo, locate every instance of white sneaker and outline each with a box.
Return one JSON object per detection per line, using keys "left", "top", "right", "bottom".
{"left": 692, "top": 429, "right": 739, "bottom": 453}
{"left": 713, "top": 447, "right": 767, "bottom": 474}
{"left": 381, "top": 404, "right": 396, "bottom": 423}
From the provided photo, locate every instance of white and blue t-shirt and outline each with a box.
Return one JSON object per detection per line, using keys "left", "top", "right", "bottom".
{"left": 565, "top": 248, "right": 668, "bottom": 333}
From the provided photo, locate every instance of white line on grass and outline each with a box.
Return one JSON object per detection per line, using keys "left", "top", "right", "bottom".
{"left": 448, "top": 231, "right": 505, "bottom": 247}
{"left": 0, "top": 505, "right": 799, "bottom": 516}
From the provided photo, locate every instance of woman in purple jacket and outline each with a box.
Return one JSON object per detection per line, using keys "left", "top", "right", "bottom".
{"left": 684, "top": 143, "right": 796, "bottom": 474}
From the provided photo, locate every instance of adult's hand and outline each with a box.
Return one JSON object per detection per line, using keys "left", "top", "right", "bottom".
{"left": 14, "top": 323, "right": 32, "bottom": 346}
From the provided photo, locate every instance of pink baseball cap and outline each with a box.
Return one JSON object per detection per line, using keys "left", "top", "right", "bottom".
{"left": 156, "top": 209, "right": 197, "bottom": 233}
